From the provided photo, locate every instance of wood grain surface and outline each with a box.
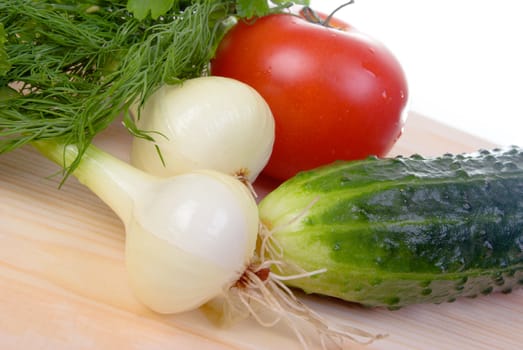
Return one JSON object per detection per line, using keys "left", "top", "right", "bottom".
{"left": 1, "top": 112, "right": 521, "bottom": 350}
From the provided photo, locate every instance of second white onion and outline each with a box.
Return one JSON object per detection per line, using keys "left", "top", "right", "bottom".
{"left": 130, "top": 76, "right": 275, "bottom": 182}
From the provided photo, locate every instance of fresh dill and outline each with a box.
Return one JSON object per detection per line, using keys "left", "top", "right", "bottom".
{"left": 0, "top": 0, "right": 230, "bottom": 174}
{"left": 0, "top": 0, "right": 308, "bottom": 176}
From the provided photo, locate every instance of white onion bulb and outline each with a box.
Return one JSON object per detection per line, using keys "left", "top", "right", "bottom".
{"left": 125, "top": 170, "right": 259, "bottom": 313}
{"left": 34, "top": 141, "right": 259, "bottom": 314}
{"left": 131, "top": 76, "right": 275, "bottom": 182}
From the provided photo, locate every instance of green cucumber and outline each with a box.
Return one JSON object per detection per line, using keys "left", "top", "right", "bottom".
{"left": 258, "top": 147, "right": 523, "bottom": 309}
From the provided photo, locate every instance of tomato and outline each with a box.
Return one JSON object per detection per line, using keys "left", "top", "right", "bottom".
{"left": 211, "top": 12, "right": 409, "bottom": 181}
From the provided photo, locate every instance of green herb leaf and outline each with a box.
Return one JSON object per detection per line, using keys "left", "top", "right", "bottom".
{"left": 0, "top": 23, "right": 11, "bottom": 76}
{"left": 235, "top": 0, "right": 311, "bottom": 18}
{"left": 272, "top": 0, "right": 310, "bottom": 5}
{"left": 127, "top": 0, "right": 175, "bottom": 20}
{"left": 235, "top": 0, "right": 270, "bottom": 18}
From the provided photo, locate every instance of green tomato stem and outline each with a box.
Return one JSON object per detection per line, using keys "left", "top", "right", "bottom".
{"left": 33, "top": 140, "right": 156, "bottom": 223}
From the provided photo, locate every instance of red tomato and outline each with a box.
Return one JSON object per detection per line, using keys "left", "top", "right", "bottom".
{"left": 211, "top": 13, "right": 409, "bottom": 181}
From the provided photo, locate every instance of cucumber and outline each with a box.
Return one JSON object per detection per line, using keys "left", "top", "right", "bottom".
{"left": 258, "top": 147, "right": 523, "bottom": 309}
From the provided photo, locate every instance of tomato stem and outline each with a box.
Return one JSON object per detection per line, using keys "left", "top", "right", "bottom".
{"left": 323, "top": 1, "right": 355, "bottom": 27}
{"left": 300, "top": 0, "right": 355, "bottom": 28}
{"left": 299, "top": 6, "right": 322, "bottom": 25}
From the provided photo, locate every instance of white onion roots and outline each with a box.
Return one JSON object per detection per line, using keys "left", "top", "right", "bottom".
{"left": 204, "top": 203, "right": 386, "bottom": 349}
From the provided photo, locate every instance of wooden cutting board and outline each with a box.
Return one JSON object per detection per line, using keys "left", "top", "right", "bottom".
{"left": 1, "top": 112, "right": 521, "bottom": 350}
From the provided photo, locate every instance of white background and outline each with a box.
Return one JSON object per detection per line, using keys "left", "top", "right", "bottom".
{"left": 309, "top": 0, "right": 523, "bottom": 147}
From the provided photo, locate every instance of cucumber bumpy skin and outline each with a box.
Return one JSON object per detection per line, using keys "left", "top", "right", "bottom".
{"left": 259, "top": 147, "right": 523, "bottom": 309}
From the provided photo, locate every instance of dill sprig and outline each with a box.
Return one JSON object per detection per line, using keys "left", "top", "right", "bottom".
{"left": 0, "top": 0, "right": 235, "bottom": 174}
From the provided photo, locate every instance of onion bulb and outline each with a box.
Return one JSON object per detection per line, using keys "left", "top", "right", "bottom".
{"left": 34, "top": 141, "right": 258, "bottom": 313}
{"left": 126, "top": 169, "right": 259, "bottom": 313}
{"left": 130, "top": 76, "right": 275, "bottom": 182}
